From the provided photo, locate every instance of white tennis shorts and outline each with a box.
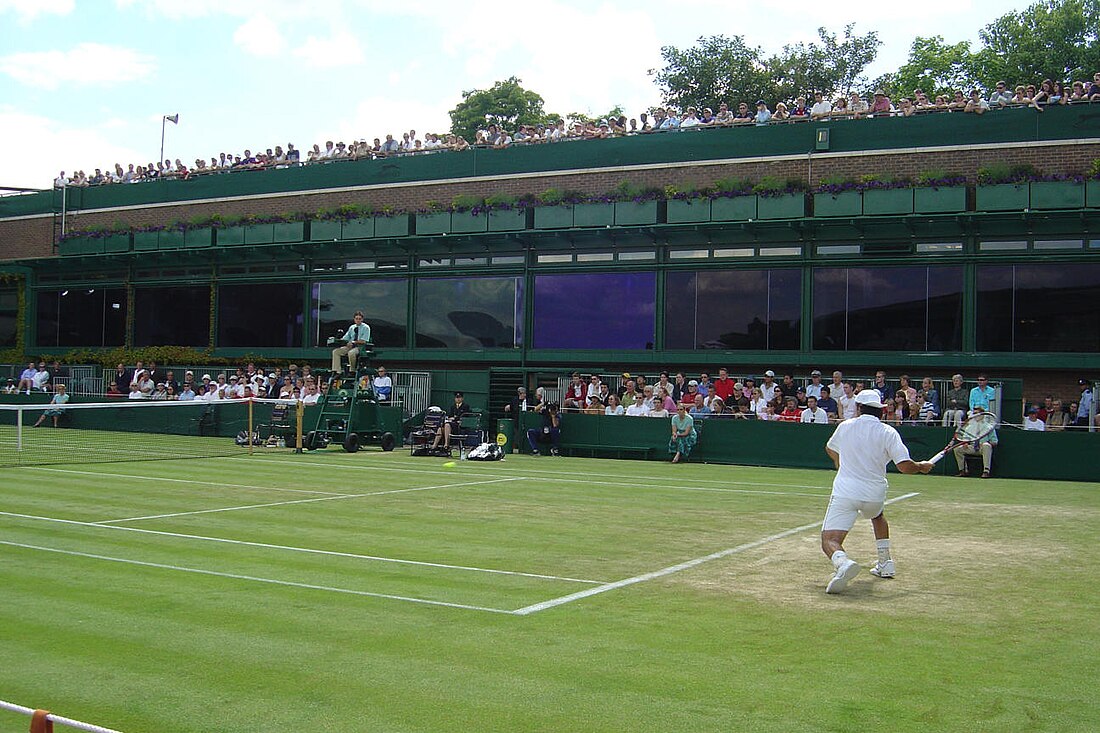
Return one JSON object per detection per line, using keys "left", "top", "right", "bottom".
{"left": 822, "top": 495, "right": 885, "bottom": 532}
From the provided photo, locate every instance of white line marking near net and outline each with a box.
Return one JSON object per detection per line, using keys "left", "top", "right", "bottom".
{"left": 0, "top": 510, "right": 605, "bottom": 585}
{"left": 0, "top": 540, "right": 517, "bottom": 615}
{"left": 240, "top": 457, "right": 830, "bottom": 498}
{"left": 25, "top": 466, "right": 348, "bottom": 496}
{"left": 512, "top": 492, "right": 921, "bottom": 615}
{"left": 92, "top": 477, "right": 520, "bottom": 524}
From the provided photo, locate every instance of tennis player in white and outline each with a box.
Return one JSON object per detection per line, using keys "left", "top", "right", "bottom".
{"left": 822, "top": 390, "right": 934, "bottom": 593}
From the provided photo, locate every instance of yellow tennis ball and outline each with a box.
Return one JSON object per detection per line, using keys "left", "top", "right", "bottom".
{"left": 443, "top": 461, "right": 457, "bottom": 468}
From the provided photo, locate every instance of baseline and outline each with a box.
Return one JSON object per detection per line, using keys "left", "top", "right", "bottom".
{"left": 0, "top": 539, "right": 516, "bottom": 615}
{"left": 512, "top": 492, "right": 921, "bottom": 615}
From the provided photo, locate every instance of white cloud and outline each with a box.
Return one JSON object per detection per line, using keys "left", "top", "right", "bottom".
{"left": 0, "top": 43, "right": 155, "bottom": 90}
{"left": 0, "top": 109, "right": 148, "bottom": 189}
{"left": 292, "top": 28, "right": 365, "bottom": 68}
{"left": 0, "top": 0, "right": 74, "bottom": 22}
{"left": 232, "top": 14, "right": 287, "bottom": 57}
{"left": 327, "top": 96, "right": 451, "bottom": 145}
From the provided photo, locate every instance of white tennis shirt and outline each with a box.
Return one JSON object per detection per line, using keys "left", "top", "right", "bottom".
{"left": 826, "top": 415, "right": 912, "bottom": 501}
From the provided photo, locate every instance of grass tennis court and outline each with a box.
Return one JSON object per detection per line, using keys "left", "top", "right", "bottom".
{"left": 1, "top": 448, "right": 1098, "bottom": 732}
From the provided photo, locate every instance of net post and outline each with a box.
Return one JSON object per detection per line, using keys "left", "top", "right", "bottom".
{"left": 16, "top": 407, "right": 23, "bottom": 452}
{"left": 295, "top": 400, "right": 304, "bottom": 454}
{"left": 30, "top": 709, "right": 53, "bottom": 733}
{"left": 247, "top": 398, "right": 254, "bottom": 455}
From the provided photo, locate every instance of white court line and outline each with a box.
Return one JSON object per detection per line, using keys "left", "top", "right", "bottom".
{"left": 512, "top": 492, "right": 921, "bottom": 615}
{"left": 93, "top": 477, "right": 520, "bottom": 524}
{"left": 24, "top": 466, "right": 347, "bottom": 496}
{"left": 0, "top": 540, "right": 516, "bottom": 615}
{"left": 0, "top": 510, "right": 605, "bottom": 585}
{"left": 240, "top": 457, "right": 830, "bottom": 499}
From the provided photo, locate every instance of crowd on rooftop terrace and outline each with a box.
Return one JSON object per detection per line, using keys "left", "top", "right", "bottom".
{"left": 51, "top": 73, "right": 1100, "bottom": 190}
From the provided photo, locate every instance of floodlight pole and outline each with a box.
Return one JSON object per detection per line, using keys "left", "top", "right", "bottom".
{"left": 159, "top": 113, "right": 179, "bottom": 168}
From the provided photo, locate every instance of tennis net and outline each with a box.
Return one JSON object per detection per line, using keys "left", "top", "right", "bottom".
{"left": 0, "top": 398, "right": 303, "bottom": 468}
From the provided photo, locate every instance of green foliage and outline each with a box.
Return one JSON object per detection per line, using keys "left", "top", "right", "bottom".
{"left": 973, "top": 0, "right": 1100, "bottom": 87}
{"left": 713, "top": 176, "right": 754, "bottom": 193}
{"left": 59, "top": 345, "right": 220, "bottom": 369}
{"left": 1089, "top": 158, "right": 1100, "bottom": 178}
{"left": 484, "top": 193, "right": 517, "bottom": 207}
{"left": 752, "top": 175, "right": 806, "bottom": 196}
{"left": 887, "top": 35, "right": 981, "bottom": 98}
{"left": 450, "top": 194, "right": 484, "bottom": 211}
{"left": 767, "top": 23, "right": 882, "bottom": 101}
{"left": 448, "top": 76, "right": 550, "bottom": 143}
{"left": 976, "top": 163, "right": 1040, "bottom": 184}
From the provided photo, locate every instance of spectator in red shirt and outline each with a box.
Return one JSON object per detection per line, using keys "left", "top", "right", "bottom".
{"left": 563, "top": 372, "right": 587, "bottom": 411}
{"left": 779, "top": 397, "right": 802, "bottom": 422}
{"left": 713, "top": 367, "right": 737, "bottom": 403}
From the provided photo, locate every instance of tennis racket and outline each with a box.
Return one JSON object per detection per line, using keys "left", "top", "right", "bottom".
{"left": 929, "top": 412, "right": 999, "bottom": 464}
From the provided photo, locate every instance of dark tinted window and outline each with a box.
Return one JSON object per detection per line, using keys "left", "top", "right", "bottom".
{"left": 813, "top": 266, "right": 963, "bottom": 351}
{"left": 36, "top": 288, "right": 127, "bottom": 347}
{"left": 0, "top": 289, "right": 16, "bottom": 348}
{"left": 665, "top": 269, "right": 800, "bottom": 350}
{"left": 134, "top": 286, "right": 210, "bottom": 347}
{"left": 217, "top": 283, "right": 303, "bottom": 348}
{"left": 533, "top": 272, "right": 656, "bottom": 349}
{"left": 977, "top": 263, "right": 1100, "bottom": 352}
{"left": 313, "top": 279, "right": 408, "bottom": 348}
{"left": 415, "top": 277, "right": 522, "bottom": 348}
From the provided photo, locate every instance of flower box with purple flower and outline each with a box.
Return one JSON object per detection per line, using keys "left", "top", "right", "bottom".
{"left": 813, "top": 191, "right": 862, "bottom": 217}
{"left": 710, "top": 195, "right": 756, "bottom": 221}
{"left": 133, "top": 230, "right": 160, "bottom": 251}
{"left": 103, "top": 233, "right": 131, "bottom": 253}
{"left": 184, "top": 227, "right": 212, "bottom": 248}
{"left": 975, "top": 184, "right": 1029, "bottom": 212}
{"left": 451, "top": 210, "right": 489, "bottom": 234}
{"left": 374, "top": 213, "right": 410, "bottom": 237}
{"left": 573, "top": 202, "right": 615, "bottom": 227}
{"left": 1088, "top": 180, "right": 1100, "bottom": 208}
{"left": 1029, "top": 181, "right": 1085, "bottom": 209}
{"left": 341, "top": 217, "right": 375, "bottom": 239}
{"left": 756, "top": 193, "right": 805, "bottom": 220}
{"left": 533, "top": 205, "right": 574, "bottom": 229}
{"left": 272, "top": 221, "right": 305, "bottom": 243}
{"left": 862, "top": 188, "right": 913, "bottom": 215}
{"left": 159, "top": 228, "right": 185, "bottom": 250}
{"left": 613, "top": 200, "right": 659, "bottom": 226}
{"left": 216, "top": 226, "right": 245, "bottom": 245}
{"left": 244, "top": 223, "right": 275, "bottom": 244}
{"left": 666, "top": 198, "right": 711, "bottom": 224}
{"left": 914, "top": 185, "right": 966, "bottom": 214}
{"left": 309, "top": 220, "right": 342, "bottom": 242}
{"left": 488, "top": 208, "right": 527, "bottom": 232}
{"left": 415, "top": 211, "right": 450, "bottom": 235}
{"left": 59, "top": 235, "right": 103, "bottom": 256}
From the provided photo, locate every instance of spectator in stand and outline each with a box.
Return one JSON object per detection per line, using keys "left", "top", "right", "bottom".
{"left": 942, "top": 373, "right": 967, "bottom": 427}
{"left": 16, "top": 362, "right": 36, "bottom": 394}
{"left": 4, "top": 378, "right": 17, "bottom": 394}
{"left": 805, "top": 369, "right": 824, "bottom": 399}
{"left": 896, "top": 375, "right": 917, "bottom": 406}
{"left": 372, "top": 366, "right": 393, "bottom": 401}
{"left": 838, "top": 382, "right": 857, "bottom": 420}
{"left": 732, "top": 102, "right": 753, "bottom": 124}
{"left": 657, "top": 386, "right": 676, "bottom": 413}
{"left": 965, "top": 89, "right": 990, "bottom": 115}
{"left": 150, "top": 382, "right": 168, "bottom": 400}
{"left": 891, "top": 392, "right": 911, "bottom": 423}
{"left": 669, "top": 404, "right": 697, "bottom": 464}
{"left": 1075, "top": 379, "right": 1093, "bottom": 427}
{"left": 773, "top": 102, "right": 791, "bottom": 121}
{"left": 625, "top": 392, "right": 650, "bottom": 417}
{"left": 672, "top": 372, "right": 688, "bottom": 402}
{"left": 830, "top": 370, "right": 845, "bottom": 396}
{"left": 1046, "top": 399, "right": 1069, "bottom": 431}
{"left": 112, "top": 362, "right": 130, "bottom": 391}
{"left": 791, "top": 97, "right": 809, "bottom": 118}
{"left": 897, "top": 97, "right": 917, "bottom": 117}
{"left": 302, "top": 384, "right": 320, "bottom": 405}
{"left": 1023, "top": 407, "right": 1046, "bottom": 431}
{"left": 680, "top": 380, "right": 701, "bottom": 407}
{"left": 778, "top": 373, "right": 798, "bottom": 402}
{"left": 919, "top": 377, "right": 940, "bottom": 423}
{"left": 649, "top": 397, "right": 670, "bottom": 419}
{"left": 817, "top": 385, "right": 838, "bottom": 421}
{"left": 131, "top": 369, "right": 154, "bottom": 397}
{"left": 33, "top": 384, "right": 69, "bottom": 427}
{"left": 582, "top": 393, "right": 604, "bottom": 415}
{"left": 801, "top": 395, "right": 829, "bottom": 424}
{"left": 689, "top": 393, "right": 711, "bottom": 419}
{"left": 760, "top": 370, "right": 778, "bottom": 403}
{"left": 872, "top": 371, "right": 895, "bottom": 403}
{"left": 953, "top": 406, "right": 998, "bottom": 478}
{"left": 749, "top": 387, "right": 768, "bottom": 419}
{"left": 696, "top": 372, "right": 712, "bottom": 398}
{"left": 741, "top": 376, "right": 756, "bottom": 401}
{"left": 870, "top": 90, "right": 893, "bottom": 116}
{"left": 31, "top": 363, "right": 51, "bottom": 392}
{"left": 179, "top": 382, "right": 195, "bottom": 401}
{"left": 990, "top": 81, "right": 1013, "bottom": 107}
{"left": 1088, "top": 72, "right": 1100, "bottom": 102}
{"left": 103, "top": 380, "right": 123, "bottom": 398}
{"left": 849, "top": 91, "right": 869, "bottom": 117}
{"left": 969, "top": 374, "right": 996, "bottom": 412}
{"left": 779, "top": 397, "right": 801, "bottom": 422}
{"left": 504, "top": 386, "right": 531, "bottom": 416}
{"left": 810, "top": 91, "right": 832, "bottom": 119}
{"left": 604, "top": 393, "right": 624, "bottom": 416}
{"left": 754, "top": 100, "right": 772, "bottom": 126}
{"left": 708, "top": 397, "right": 730, "bottom": 417}
{"left": 641, "top": 385, "right": 658, "bottom": 411}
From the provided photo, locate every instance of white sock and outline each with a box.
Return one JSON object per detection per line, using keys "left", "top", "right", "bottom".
{"left": 830, "top": 550, "right": 848, "bottom": 569}
{"left": 876, "top": 539, "right": 892, "bottom": 563}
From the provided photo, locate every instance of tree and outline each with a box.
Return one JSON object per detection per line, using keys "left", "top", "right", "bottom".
{"left": 889, "top": 36, "right": 981, "bottom": 98}
{"left": 769, "top": 24, "right": 881, "bottom": 101}
{"left": 650, "top": 35, "right": 773, "bottom": 110}
{"left": 973, "top": 0, "right": 1100, "bottom": 86}
{"left": 448, "top": 77, "right": 549, "bottom": 142}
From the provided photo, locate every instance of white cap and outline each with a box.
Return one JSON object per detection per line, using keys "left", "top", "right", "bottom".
{"left": 202, "top": 374, "right": 212, "bottom": 380}
{"left": 764, "top": 370, "right": 775, "bottom": 378}
{"left": 855, "top": 390, "right": 885, "bottom": 408}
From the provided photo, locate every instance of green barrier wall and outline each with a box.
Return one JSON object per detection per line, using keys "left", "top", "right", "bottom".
{"left": 517, "top": 412, "right": 1097, "bottom": 482}
{"left": 4, "top": 105, "right": 1097, "bottom": 220}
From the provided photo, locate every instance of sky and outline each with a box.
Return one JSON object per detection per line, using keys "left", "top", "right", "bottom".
{"left": 0, "top": 0, "right": 1032, "bottom": 190}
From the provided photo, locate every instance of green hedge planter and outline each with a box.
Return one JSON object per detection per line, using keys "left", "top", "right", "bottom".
{"left": 103, "top": 233, "right": 131, "bottom": 253}
{"left": 59, "top": 236, "right": 103, "bottom": 256}
{"left": 244, "top": 224, "right": 275, "bottom": 244}
{"left": 184, "top": 227, "right": 212, "bottom": 248}
{"left": 272, "top": 222, "right": 305, "bottom": 243}
{"left": 1029, "top": 181, "right": 1085, "bottom": 209}
{"left": 415, "top": 212, "right": 450, "bottom": 235}
{"left": 488, "top": 208, "right": 528, "bottom": 232}
{"left": 341, "top": 217, "right": 375, "bottom": 239}
{"left": 216, "top": 226, "right": 245, "bottom": 245}
{"left": 666, "top": 199, "right": 711, "bottom": 223}
{"left": 614, "top": 201, "right": 659, "bottom": 226}
{"left": 710, "top": 195, "right": 757, "bottom": 221}
{"left": 914, "top": 186, "right": 966, "bottom": 213}
{"left": 1088, "top": 180, "right": 1100, "bottom": 208}
{"left": 375, "top": 214, "right": 410, "bottom": 237}
{"left": 158, "top": 229, "right": 185, "bottom": 250}
{"left": 756, "top": 193, "right": 805, "bottom": 220}
{"left": 975, "top": 184, "right": 1029, "bottom": 212}
{"left": 533, "top": 205, "right": 573, "bottom": 229}
{"left": 133, "top": 231, "right": 159, "bottom": 251}
{"left": 862, "top": 188, "right": 913, "bottom": 215}
{"left": 573, "top": 203, "right": 615, "bottom": 227}
{"left": 309, "top": 220, "right": 342, "bottom": 241}
{"left": 451, "top": 211, "right": 489, "bottom": 234}
{"left": 813, "top": 191, "right": 862, "bottom": 217}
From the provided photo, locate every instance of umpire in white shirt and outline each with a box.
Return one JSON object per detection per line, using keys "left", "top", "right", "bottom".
{"left": 331, "top": 311, "right": 371, "bottom": 374}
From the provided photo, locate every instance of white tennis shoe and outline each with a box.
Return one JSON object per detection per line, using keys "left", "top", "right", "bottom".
{"left": 870, "top": 560, "right": 896, "bottom": 579}
{"left": 826, "top": 559, "right": 861, "bottom": 594}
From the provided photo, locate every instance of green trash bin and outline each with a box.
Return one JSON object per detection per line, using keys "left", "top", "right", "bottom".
{"left": 496, "top": 418, "right": 514, "bottom": 454}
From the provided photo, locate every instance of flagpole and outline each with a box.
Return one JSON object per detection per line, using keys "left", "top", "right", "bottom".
{"left": 159, "top": 114, "right": 178, "bottom": 168}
